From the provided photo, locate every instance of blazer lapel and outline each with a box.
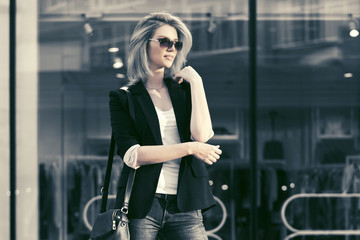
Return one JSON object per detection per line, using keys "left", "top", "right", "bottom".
{"left": 130, "top": 81, "right": 163, "bottom": 145}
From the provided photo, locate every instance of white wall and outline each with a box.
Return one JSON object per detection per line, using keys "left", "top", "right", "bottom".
{"left": 0, "top": 1, "right": 10, "bottom": 239}
{"left": 16, "top": 1, "right": 39, "bottom": 239}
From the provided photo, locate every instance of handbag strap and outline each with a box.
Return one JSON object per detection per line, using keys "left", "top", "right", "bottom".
{"left": 100, "top": 88, "right": 136, "bottom": 213}
{"left": 121, "top": 165, "right": 135, "bottom": 213}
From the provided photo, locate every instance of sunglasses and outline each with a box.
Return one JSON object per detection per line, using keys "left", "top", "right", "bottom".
{"left": 149, "top": 37, "right": 183, "bottom": 51}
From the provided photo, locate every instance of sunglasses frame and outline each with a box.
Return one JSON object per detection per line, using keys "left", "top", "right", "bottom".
{"left": 149, "top": 37, "right": 183, "bottom": 51}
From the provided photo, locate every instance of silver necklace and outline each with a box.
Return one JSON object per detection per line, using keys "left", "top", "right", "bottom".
{"left": 146, "top": 84, "right": 164, "bottom": 92}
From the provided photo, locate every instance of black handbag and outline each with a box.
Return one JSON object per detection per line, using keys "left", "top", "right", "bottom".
{"left": 90, "top": 88, "right": 136, "bottom": 240}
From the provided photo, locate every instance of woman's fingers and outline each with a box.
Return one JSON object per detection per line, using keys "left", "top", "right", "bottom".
{"left": 191, "top": 142, "right": 222, "bottom": 165}
{"left": 214, "top": 145, "right": 222, "bottom": 154}
{"left": 175, "top": 76, "right": 183, "bottom": 84}
{"left": 174, "top": 66, "right": 201, "bottom": 84}
{"left": 204, "top": 144, "right": 222, "bottom": 165}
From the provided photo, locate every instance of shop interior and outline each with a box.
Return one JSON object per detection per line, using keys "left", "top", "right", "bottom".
{"left": 31, "top": 0, "right": 360, "bottom": 239}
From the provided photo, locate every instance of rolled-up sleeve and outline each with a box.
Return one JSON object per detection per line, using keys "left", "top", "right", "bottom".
{"left": 123, "top": 144, "right": 141, "bottom": 169}
{"left": 109, "top": 90, "right": 139, "bottom": 159}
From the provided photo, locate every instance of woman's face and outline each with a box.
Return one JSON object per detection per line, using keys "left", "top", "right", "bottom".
{"left": 147, "top": 24, "right": 179, "bottom": 72}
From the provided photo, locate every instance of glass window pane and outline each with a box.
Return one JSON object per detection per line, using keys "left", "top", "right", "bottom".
{"left": 257, "top": 0, "right": 360, "bottom": 239}
{"left": 38, "top": 1, "right": 249, "bottom": 239}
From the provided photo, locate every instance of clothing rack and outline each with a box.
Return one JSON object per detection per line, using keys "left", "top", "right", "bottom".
{"left": 39, "top": 155, "right": 123, "bottom": 240}
{"left": 282, "top": 160, "right": 360, "bottom": 234}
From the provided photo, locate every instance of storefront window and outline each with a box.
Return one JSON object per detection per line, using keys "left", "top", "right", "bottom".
{"left": 3, "top": 0, "right": 358, "bottom": 239}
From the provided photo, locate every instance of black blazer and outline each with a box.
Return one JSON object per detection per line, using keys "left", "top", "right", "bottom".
{"left": 109, "top": 77, "right": 216, "bottom": 219}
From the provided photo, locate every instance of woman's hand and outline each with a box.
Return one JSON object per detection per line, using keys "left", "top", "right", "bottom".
{"left": 188, "top": 142, "right": 222, "bottom": 165}
{"left": 174, "top": 66, "right": 202, "bottom": 85}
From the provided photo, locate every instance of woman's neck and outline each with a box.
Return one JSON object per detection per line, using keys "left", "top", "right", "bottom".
{"left": 147, "top": 69, "right": 165, "bottom": 87}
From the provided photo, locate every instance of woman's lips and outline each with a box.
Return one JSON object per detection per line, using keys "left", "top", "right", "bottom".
{"left": 164, "top": 55, "right": 174, "bottom": 61}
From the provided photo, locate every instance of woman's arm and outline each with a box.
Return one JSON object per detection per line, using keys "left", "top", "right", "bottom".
{"left": 136, "top": 142, "right": 221, "bottom": 167}
{"left": 174, "top": 66, "right": 214, "bottom": 142}
{"left": 110, "top": 89, "right": 221, "bottom": 168}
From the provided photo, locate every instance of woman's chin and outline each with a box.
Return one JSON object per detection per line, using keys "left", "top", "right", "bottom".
{"left": 164, "top": 63, "right": 174, "bottom": 68}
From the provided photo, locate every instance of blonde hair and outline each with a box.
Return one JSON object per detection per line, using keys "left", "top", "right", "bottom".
{"left": 126, "top": 12, "right": 192, "bottom": 83}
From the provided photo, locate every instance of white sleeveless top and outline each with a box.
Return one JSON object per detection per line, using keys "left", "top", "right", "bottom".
{"left": 154, "top": 107, "right": 181, "bottom": 194}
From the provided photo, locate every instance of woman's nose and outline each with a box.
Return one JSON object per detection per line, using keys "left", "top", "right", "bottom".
{"left": 167, "top": 43, "right": 176, "bottom": 52}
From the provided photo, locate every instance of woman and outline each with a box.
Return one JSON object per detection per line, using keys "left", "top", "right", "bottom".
{"left": 109, "top": 12, "right": 222, "bottom": 240}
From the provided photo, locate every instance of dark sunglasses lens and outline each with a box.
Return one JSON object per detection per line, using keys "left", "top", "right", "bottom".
{"left": 158, "top": 38, "right": 171, "bottom": 47}
{"left": 159, "top": 38, "right": 182, "bottom": 50}
{"left": 174, "top": 41, "right": 183, "bottom": 50}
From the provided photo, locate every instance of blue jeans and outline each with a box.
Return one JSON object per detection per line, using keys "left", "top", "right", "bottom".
{"left": 128, "top": 196, "right": 208, "bottom": 240}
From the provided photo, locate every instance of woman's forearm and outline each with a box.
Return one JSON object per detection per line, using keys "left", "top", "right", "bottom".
{"left": 136, "top": 141, "right": 221, "bottom": 167}
{"left": 137, "top": 143, "right": 191, "bottom": 166}
{"left": 189, "top": 79, "right": 214, "bottom": 142}
{"left": 174, "top": 66, "right": 214, "bottom": 143}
